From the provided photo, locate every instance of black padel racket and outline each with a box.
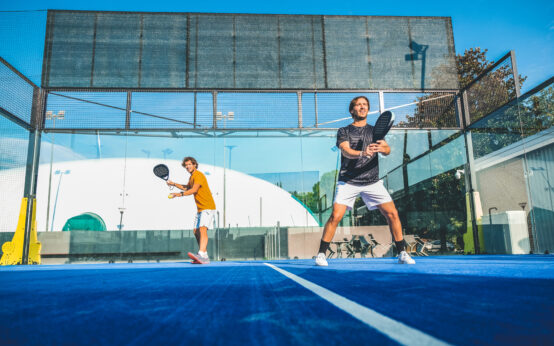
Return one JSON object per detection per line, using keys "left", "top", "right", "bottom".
{"left": 372, "top": 111, "right": 395, "bottom": 143}
{"left": 153, "top": 164, "right": 174, "bottom": 196}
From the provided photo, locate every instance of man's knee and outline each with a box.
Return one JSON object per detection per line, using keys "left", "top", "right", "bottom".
{"left": 383, "top": 208, "right": 399, "bottom": 222}
{"left": 328, "top": 212, "right": 344, "bottom": 225}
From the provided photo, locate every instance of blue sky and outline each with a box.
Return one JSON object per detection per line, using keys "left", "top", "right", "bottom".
{"left": 1, "top": 0, "right": 552, "bottom": 92}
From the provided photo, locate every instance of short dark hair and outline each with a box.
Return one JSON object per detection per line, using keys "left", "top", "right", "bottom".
{"left": 349, "top": 96, "right": 370, "bottom": 114}
{"left": 182, "top": 156, "right": 198, "bottom": 168}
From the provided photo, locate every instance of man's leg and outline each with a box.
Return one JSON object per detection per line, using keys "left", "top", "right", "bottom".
{"left": 322, "top": 203, "right": 348, "bottom": 242}
{"left": 198, "top": 226, "right": 208, "bottom": 252}
{"left": 189, "top": 226, "right": 210, "bottom": 264}
{"left": 377, "top": 201, "right": 403, "bottom": 242}
{"left": 316, "top": 203, "right": 348, "bottom": 266}
{"left": 377, "top": 201, "right": 415, "bottom": 264}
{"left": 193, "top": 228, "right": 200, "bottom": 246}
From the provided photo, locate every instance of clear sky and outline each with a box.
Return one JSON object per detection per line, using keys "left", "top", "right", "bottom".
{"left": 1, "top": 0, "right": 552, "bottom": 92}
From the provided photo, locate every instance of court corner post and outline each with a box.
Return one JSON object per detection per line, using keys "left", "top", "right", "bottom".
{"left": 0, "top": 198, "right": 42, "bottom": 265}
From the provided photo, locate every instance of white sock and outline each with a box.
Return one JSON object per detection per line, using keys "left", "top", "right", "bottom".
{"left": 198, "top": 251, "right": 208, "bottom": 257}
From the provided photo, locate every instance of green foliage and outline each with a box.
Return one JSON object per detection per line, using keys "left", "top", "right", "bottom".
{"left": 291, "top": 170, "right": 337, "bottom": 213}
{"left": 400, "top": 48, "right": 527, "bottom": 129}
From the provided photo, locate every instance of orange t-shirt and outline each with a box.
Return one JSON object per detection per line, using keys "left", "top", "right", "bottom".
{"left": 188, "top": 170, "right": 216, "bottom": 212}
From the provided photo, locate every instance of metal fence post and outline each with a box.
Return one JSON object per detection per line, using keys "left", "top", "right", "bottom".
{"left": 22, "top": 87, "right": 45, "bottom": 264}
{"left": 297, "top": 91, "right": 303, "bottom": 128}
{"left": 509, "top": 50, "right": 521, "bottom": 98}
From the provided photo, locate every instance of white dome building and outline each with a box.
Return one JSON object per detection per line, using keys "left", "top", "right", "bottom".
{"left": 0, "top": 158, "right": 319, "bottom": 233}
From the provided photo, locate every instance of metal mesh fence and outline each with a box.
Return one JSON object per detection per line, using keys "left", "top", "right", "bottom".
{"left": 385, "top": 91, "right": 459, "bottom": 128}
{"left": 464, "top": 53, "right": 517, "bottom": 125}
{"left": 43, "top": 90, "right": 460, "bottom": 131}
{"left": 43, "top": 10, "right": 459, "bottom": 90}
{"left": 0, "top": 58, "right": 35, "bottom": 125}
{"left": 0, "top": 57, "right": 34, "bottom": 233}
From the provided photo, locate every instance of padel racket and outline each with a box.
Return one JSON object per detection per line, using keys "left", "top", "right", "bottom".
{"left": 153, "top": 164, "right": 174, "bottom": 198}
{"left": 372, "top": 110, "right": 395, "bottom": 143}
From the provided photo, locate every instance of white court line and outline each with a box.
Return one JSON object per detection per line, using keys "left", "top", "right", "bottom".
{"left": 264, "top": 263, "right": 450, "bottom": 346}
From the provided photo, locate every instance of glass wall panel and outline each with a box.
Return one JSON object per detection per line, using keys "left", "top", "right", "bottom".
{"left": 384, "top": 166, "right": 404, "bottom": 195}
{"left": 472, "top": 79, "right": 553, "bottom": 255}
{"left": 378, "top": 130, "right": 404, "bottom": 175}
{"left": 429, "top": 135, "right": 465, "bottom": 177}
{"left": 36, "top": 132, "right": 129, "bottom": 233}
{"left": 406, "top": 130, "right": 429, "bottom": 160}
{"left": 0, "top": 117, "right": 29, "bottom": 233}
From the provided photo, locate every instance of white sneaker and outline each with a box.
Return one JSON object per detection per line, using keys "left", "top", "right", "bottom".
{"left": 398, "top": 251, "right": 416, "bottom": 264}
{"left": 315, "top": 253, "right": 328, "bottom": 266}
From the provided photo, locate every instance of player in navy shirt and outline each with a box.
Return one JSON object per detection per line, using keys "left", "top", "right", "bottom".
{"left": 315, "top": 96, "right": 415, "bottom": 266}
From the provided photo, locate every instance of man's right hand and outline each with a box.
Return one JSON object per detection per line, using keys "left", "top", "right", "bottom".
{"left": 362, "top": 145, "right": 375, "bottom": 158}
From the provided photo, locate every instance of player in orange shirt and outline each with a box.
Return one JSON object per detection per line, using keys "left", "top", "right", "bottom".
{"left": 168, "top": 157, "right": 216, "bottom": 264}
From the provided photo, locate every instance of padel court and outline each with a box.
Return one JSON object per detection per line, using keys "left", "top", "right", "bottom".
{"left": 1, "top": 9, "right": 554, "bottom": 346}
{"left": 1, "top": 255, "right": 553, "bottom": 345}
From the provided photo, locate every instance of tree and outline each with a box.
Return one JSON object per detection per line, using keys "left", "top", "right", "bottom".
{"left": 398, "top": 48, "right": 527, "bottom": 129}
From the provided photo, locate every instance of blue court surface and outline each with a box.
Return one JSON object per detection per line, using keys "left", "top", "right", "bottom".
{"left": 1, "top": 255, "right": 553, "bottom": 345}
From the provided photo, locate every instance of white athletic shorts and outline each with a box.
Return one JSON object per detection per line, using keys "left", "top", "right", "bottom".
{"left": 193, "top": 209, "right": 216, "bottom": 229}
{"left": 334, "top": 180, "right": 392, "bottom": 210}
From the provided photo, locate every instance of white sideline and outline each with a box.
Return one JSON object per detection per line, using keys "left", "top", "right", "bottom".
{"left": 264, "top": 263, "right": 450, "bottom": 346}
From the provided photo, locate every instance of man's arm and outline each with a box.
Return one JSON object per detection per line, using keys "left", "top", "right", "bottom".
{"left": 167, "top": 180, "right": 191, "bottom": 191}
{"left": 367, "top": 140, "right": 391, "bottom": 156}
{"left": 338, "top": 141, "right": 375, "bottom": 159}
{"left": 180, "top": 183, "right": 200, "bottom": 196}
{"left": 169, "top": 183, "right": 200, "bottom": 198}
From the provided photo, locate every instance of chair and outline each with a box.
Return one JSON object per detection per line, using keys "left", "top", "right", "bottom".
{"left": 334, "top": 238, "right": 350, "bottom": 258}
{"left": 358, "top": 235, "right": 375, "bottom": 258}
{"left": 346, "top": 235, "right": 374, "bottom": 258}
{"left": 413, "top": 235, "right": 430, "bottom": 256}
{"left": 326, "top": 246, "right": 336, "bottom": 259}
{"left": 403, "top": 234, "right": 429, "bottom": 256}
{"left": 367, "top": 233, "right": 393, "bottom": 257}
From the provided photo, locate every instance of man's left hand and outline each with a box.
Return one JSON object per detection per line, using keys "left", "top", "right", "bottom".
{"left": 368, "top": 140, "right": 391, "bottom": 155}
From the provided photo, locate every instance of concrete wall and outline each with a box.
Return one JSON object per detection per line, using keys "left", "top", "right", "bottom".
{"left": 287, "top": 226, "right": 392, "bottom": 259}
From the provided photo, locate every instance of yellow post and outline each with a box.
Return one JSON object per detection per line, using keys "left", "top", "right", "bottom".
{"left": 463, "top": 192, "right": 485, "bottom": 254}
{"left": 0, "top": 198, "right": 41, "bottom": 265}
